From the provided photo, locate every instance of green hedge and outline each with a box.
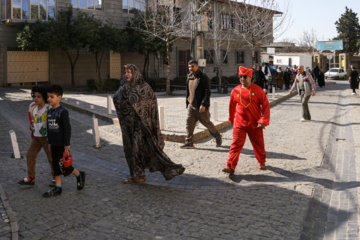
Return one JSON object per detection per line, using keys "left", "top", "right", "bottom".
{"left": 102, "top": 78, "right": 121, "bottom": 92}
{"left": 171, "top": 76, "right": 187, "bottom": 86}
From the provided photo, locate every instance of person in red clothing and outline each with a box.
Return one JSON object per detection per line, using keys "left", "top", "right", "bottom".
{"left": 222, "top": 66, "right": 271, "bottom": 175}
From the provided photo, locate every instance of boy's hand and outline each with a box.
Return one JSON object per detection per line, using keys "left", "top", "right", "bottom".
{"left": 64, "top": 146, "right": 71, "bottom": 156}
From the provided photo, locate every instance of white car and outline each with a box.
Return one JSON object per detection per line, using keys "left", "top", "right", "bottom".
{"left": 325, "top": 68, "right": 347, "bottom": 80}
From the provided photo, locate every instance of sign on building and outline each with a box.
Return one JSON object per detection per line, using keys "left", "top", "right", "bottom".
{"left": 317, "top": 40, "right": 343, "bottom": 51}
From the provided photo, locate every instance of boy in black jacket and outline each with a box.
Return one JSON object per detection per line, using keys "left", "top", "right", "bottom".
{"left": 43, "top": 85, "right": 85, "bottom": 197}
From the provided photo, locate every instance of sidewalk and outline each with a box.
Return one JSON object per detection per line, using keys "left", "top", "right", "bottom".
{"left": 60, "top": 87, "right": 301, "bottom": 143}
{"left": 3, "top": 81, "right": 358, "bottom": 240}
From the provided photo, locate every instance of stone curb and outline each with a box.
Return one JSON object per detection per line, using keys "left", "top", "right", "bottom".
{"left": 61, "top": 82, "right": 336, "bottom": 143}
{"left": 0, "top": 184, "right": 18, "bottom": 240}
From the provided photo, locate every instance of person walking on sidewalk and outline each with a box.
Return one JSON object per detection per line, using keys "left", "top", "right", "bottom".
{"left": 43, "top": 85, "right": 85, "bottom": 197}
{"left": 290, "top": 65, "right": 316, "bottom": 122}
{"left": 113, "top": 64, "right": 185, "bottom": 183}
{"left": 18, "top": 85, "right": 55, "bottom": 187}
{"left": 261, "top": 62, "right": 271, "bottom": 94}
{"left": 349, "top": 66, "right": 359, "bottom": 95}
{"left": 180, "top": 60, "right": 222, "bottom": 149}
{"left": 252, "top": 65, "right": 266, "bottom": 90}
{"left": 318, "top": 68, "right": 325, "bottom": 88}
{"left": 222, "top": 66, "right": 270, "bottom": 175}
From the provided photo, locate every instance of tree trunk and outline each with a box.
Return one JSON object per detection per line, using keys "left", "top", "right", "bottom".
{"left": 218, "top": 65, "right": 222, "bottom": 93}
{"left": 143, "top": 50, "right": 149, "bottom": 79}
{"left": 166, "top": 38, "right": 171, "bottom": 95}
{"left": 63, "top": 49, "right": 80, "bottom": 87}
{"left": 95, "top": 52, "right": 105, "bottom": 91}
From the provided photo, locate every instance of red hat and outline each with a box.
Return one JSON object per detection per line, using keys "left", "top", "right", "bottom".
{"left": 238, "top": 66, "right": 253, "bottom": 78}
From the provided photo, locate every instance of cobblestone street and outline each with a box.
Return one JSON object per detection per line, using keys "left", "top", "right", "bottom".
{"left": 0, "top": 81, "right": 359, "bottom": 239}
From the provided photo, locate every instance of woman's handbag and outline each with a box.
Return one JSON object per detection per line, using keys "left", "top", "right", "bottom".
{"left": 61, "top": 150, "right": 73, "bottom": 168}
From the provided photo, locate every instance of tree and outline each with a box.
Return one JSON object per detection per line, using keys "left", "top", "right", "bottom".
{"left": 230, "top": 0, "right": 291, "bottom": 65}
{"left": 17, "top": 6, "right": 99, "bottom": 87}
{"left": 87, "top": 20, "right": 125, "bottom": 91}
{"left": 123, "top": 11, "right": 166, "bottom": 79}
{"left": 203, "top": 2, "right": 233, "bottom": 92}
{"left": 297, "top": 28, "right": 318, "bottom": 52}
{"left": 129, "top": 2, "right": 190, "bottom": 95}
{"left": 334, "top": 7, "right": 360, "bottom": 54}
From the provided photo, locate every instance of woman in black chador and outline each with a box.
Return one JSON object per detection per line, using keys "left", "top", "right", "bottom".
{"left": 113, "top": 64, "right": 185, "bottom": 184}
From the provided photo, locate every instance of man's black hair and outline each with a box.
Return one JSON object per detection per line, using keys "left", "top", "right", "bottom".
{"left": 188, "top": 59, "right": 198, "bottom": 66}
{"left": 31, "top": 85, "right": 49, "bottom": 103}
{"left": 48, "top": 84, "right": 63, "bottom": 97}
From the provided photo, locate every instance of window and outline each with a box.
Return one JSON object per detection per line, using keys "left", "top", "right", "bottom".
{"left": 240, "top": 17, "right": 248, "bottom": 33}
{"left": 221, "top": 14, "right": 234, "bottom": 30}
{"left": 71, "top": 0, "right": 102, "bottom": 10}
{"left": 222, "top": 50, "right": 228, "bottom": 64}
{"left": 204, "top": 50, "right": 214, "bottom": 64}
{"left": 13, "top": 0, "right": 55, "bottom": 20}
{"left": 123, "top": 0, "right": 146, "bottom": 12}
{"left": 236, "top": 51, "right": 244, "bottom": 64}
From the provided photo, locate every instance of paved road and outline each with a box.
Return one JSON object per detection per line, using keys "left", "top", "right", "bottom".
{"left": 0, "top": 81, "right": 359, "bottom": 239}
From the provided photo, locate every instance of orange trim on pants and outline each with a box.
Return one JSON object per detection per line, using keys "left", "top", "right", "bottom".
{"left": 226, "top": 126, "right": 266, "bottom": 170}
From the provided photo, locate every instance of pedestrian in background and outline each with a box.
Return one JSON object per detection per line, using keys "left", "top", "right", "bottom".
{"left": 252, "top": 65, "right": 266, "bottom": 90}
{"left": 43, "top": 85, "right": 86, "bottom": 197}
{"left": 318, "top": 68, "right": 325, "bottom": 88}
{"left": 313, "top": 65, "right": 320, "bottom": 84}
{"left": 275, "top": 66, "right": 284, "bottom": 90}
{"left": 223, "top": 66, "right": 270, "bottom": 175}
{"left": 18, "top": 85, "right": 55, "bottom": 187}
{"left": 291, "top": 65, "right": 298, "bottom": 86}
{"left": 284, "top": 67, "right": 292, "bottom": 90}
{"left": 113, "top": 64, "right": 185, "bottom": 183}
{"left": 349, "top": 66, "right": 359, "bottom": 95}
{"left": 180, "top": 60, "right": 222, "bottom": 149}
{"left": 290, "top": 65, "right": 316, "bottom": 122}
{"left": 261, "top": 62, "right": 271, "bottom": 94}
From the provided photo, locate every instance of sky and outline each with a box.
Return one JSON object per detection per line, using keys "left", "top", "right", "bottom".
{"left": 273, "top": 0, "right": 360, "bottom": 43}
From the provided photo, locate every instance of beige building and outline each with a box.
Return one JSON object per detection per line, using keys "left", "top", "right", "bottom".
{"left": 0, "top": 0, "right": 279, "bottom": 87}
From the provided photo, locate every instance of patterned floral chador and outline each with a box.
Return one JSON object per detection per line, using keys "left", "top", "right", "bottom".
{"left": 113, "top": 64, "right": 185, "bottom": 181}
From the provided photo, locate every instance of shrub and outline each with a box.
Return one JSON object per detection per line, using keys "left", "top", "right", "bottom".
{"left": 86, "top": 79, "right": 97, "bottom": 91}
{"left": 171, "top": 76, "right": 187, "bottom": 86}
{"left": 102, "top": 78, "right": 121, "bottom": 92}
{"left": 227, "top": 75, "right": 239, "bottom": 85}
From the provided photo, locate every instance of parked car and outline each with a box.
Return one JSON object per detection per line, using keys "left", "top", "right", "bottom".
{"left": 324, "top": 68, "right": 347, "bottom": 80}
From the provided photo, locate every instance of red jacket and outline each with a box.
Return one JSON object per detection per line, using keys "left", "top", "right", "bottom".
{"left": 229, "top": 83, "right": 270, "bottom": 128}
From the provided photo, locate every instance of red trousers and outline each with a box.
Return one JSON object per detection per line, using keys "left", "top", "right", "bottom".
{"left": 226, "top": 126, "right": 266, "bottom": 170}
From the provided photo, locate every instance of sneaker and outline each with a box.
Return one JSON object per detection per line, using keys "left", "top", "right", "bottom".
{"left": 180, "top": 142, "right": 195, "bottom": 149}
{"left": 43, "top": 187, "right": 62, "bottom": 197}
{"left": 77, "top": 171, "right": 86, "bottom": 190}
{"left": 49, "top": 178, "right": 56, "bottom": 187}
{"left": 300, "top": 118, "right": 307, "bottom": 122}
{"left": 352, "top": 92, "right": 356, "bottom": 95}
{"left": 216, "top": 134, "right": 223, "bottom": 147}
{"left": 18, "top": 177, "right": 35, "bottom": 186}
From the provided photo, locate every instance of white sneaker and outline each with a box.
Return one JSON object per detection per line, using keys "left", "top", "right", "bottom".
{"left": 300, "top": 118, "right": 306, "bottom": 122}
{"left": 352, "top": 92, "right": 356, "bottom": 95}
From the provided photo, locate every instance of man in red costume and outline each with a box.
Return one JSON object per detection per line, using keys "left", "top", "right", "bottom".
{"left": 223, "top": 66, "right": 270, "bottom": 175}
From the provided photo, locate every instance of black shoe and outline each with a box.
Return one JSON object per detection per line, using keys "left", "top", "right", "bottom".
{"left": 216, "top": 134, "right": 223, "bottom": 147}
{"left": 180, "top": 142, "right": 195, "bottom": 149}
{"left": 43, "top": 187, "right": 62, "bottom": 197}
{"left": 18, "top": 177, "right": 35, "bottom": 186}
{"left": 77, "top": 171, "right": 86, "bottom": 190}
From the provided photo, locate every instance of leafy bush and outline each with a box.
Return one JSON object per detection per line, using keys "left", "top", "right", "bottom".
{"left": 102, "top": 78, "right": 121, "bottom": 92}
{"left": 171, "top": 76, "right": 187, "bottom": 86}
{"left": 86, "top": 79, "right": 97, "bottom": 91}
{"left": 211, "top": 76, "right": 229, "bottom": 85}
{"left": 227, "top": 75, "right": 239, "bottom": 85}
